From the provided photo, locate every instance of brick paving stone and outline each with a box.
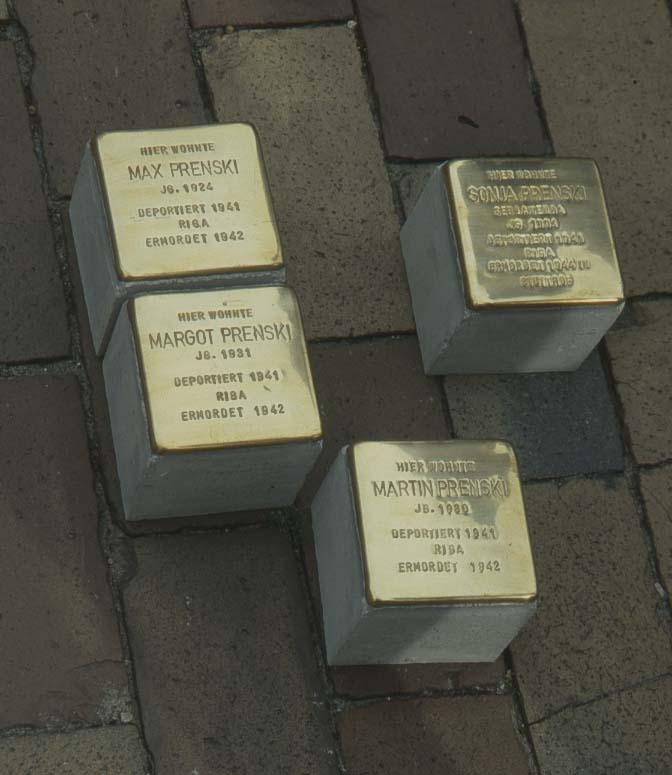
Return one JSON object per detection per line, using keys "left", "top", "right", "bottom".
{"left": 17, "top": 0, "right": 203, "bottom": 194}
{"left": 357, "top": 0, "right": 546, "bottom": 159}
{"left": 0, "top": 44, "right": 69, "bottom": 363}
{"left": 640, "top": 464, "right": 672, "bottom": 593}
{"left": 331, "top": 659, "right": 505, "bottom": 698}
{"left": 520, "top": 0, "right": 672, "bottom": 296}
{"left": 300, "top": 337, "right": 447, "bottom": 504}
{"left": 531, "top": 676, "right": 672, "bottom": 775}
{"left": 511, "top": 476, "right": 672, "bottom": 722}
{"left": 189, "top": 0, "right": 352, "bottom": 28}
{"left": 606, "top": 300, "right": 672, "bottom": 465}
{"left": 123, "top": 528, "right": 337, "bottom": 775}
{"left": 0, "top": 726, "right": 148, "bottom": 775}
{"left": 203, "top": 27, "right": 413, "bottom": 340}
{"left": 338, "top": 696, "right": 529, "bottom": 774}
{"left": 443, "top": 351, "right": 623, "bottom": 480}
{"left": 0, "top": 376, "right": 128, "bottom": 729}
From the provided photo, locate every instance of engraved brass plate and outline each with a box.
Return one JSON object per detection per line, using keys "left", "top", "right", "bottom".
{"left": 446, "top": 158, "right": 623, "bottom": 308}
{"left": 349, "top": 441, "right": 536, "bottom": 606}
{"left": 95, "top": 124, "right": 282, "bottom": 280}
{"left": 131, "top": 287, "right": 321, "bottom": 453}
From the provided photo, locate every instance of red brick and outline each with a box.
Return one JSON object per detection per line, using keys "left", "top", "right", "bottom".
{"left": 123, "top": 528, "right": 337, "bottom": 773}
{"left": 0, "top": 43, "right": 69, "bottom": 362}
{"left": 16, "top": 0, "right": 203, "bottom": 194}
{"left": 357, "top": 0, "right": 545, "bottom": 158}
{"left": 0, "top": 376, "right": 128, "bottom": 728}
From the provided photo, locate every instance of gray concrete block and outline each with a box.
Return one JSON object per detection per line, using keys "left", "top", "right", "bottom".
{"left": 311, "top": 442, "right": 536, "bottom": 665}
{"left": 103, "top": 286, "right": 321, "bottom": 520}
{"left": 70, "top": 123, "right": 284, "bottom": 353}
{"left": 401, "top": 159, "right": 624, "bottom": 374}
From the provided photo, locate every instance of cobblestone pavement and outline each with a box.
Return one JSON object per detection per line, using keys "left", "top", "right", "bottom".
{"left": 1, "top": 2, "right": 671, "bottom": 773}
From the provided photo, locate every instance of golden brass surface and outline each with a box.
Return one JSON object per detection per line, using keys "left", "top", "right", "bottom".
{"left": 446, "top": 158, "right": 623, "bottom": 308}
{"left": 95, "top": 124, "right": 282, "bottom": 280}
{"left": 131, "top": 286, "right": 321, "bottom": 453}
{"left": 349, "top": 441, "right": 536, "bottom": 606}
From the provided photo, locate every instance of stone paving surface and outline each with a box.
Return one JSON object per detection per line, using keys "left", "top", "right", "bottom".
{"left": 357, "top": 0, "right": 546, "bottom": 159}
{"left": 520, "top": 0, "right": 672, "bottom": 297}
{"left": 530, "top": 675, "right": 672, "bottom": 775}
{"left": 443, "top": 352, "right": 624, "bottom": 481}
{"left": 511, "top": 476, "right": 671, "bottom": 722}
{"left": 1, "top": 2, "right": 671, "bottom": 774}
{"left": 607, "top": 300, "right": 672, "bottom": 465}
{"left": 0, "top": 726, "right": 148, "bottom": 774}
{"left": 0, "top": 376, "right": 130, "bottom": 730}
{"left": 203, "top": 26, "right": 414, "bottom": 340}
{"left": 0, "top": 43, "right": 69, "bottom": 362}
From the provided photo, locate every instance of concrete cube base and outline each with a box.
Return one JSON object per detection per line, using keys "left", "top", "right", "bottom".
{"left": 312, "top": 447, "right": 536, "bottom": 665}
{"left": 103, "top": 303, "right": 320, "bottom": 521}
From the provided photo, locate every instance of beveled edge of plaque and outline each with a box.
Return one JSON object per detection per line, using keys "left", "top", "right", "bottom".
{"left": 443, "top": 156, "right": 625, "bottom": 311}
{"left": 92, "top": 123, "right": 283, "bottom": 281}
{"left": 347, "top": 439, "right": 538, "bottom": 608}
{"left": 128, "top": 286, "right": 323, "bottom": 455}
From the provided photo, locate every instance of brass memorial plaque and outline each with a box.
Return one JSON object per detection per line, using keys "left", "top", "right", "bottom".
{"left": 350, "top": 441, "right": 536, "bottom": 606}
{"left": 131, "top": 287, "right": 321, "bottom": 452}
{"left": 95, "top": 124, "right": 282, "bottom": 280}
{"left": 446, "top": 158, "right": 623, "bottom": 308}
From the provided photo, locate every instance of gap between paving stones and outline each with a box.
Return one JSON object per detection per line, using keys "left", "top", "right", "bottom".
{"left": 511, "top": 0, "right": 554, "bottom": 156}
{"left": 527, "top": 671, "right": 672, "bottom": 728}
{"left": 504, "top": 648, "right": 542, "bottom": 774}
{"left": 181, "top": 0, "right": 218, "bottom": 124}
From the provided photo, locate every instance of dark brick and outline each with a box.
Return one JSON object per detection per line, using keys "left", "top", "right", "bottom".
{"left": 443, "top": 351, "right": 623, "bottom": 480}
{"left": 338, "top": 696, "right": 529, "bottom": 774}
{"left": 531, "top": 676, "right": 672, "bottom": 775}
{"left": 331, "top": 659, "right": 505, "bottom": 698}
{"left": 512, "top": 477, "right": 672, "bottom": 722}
{"left": 607, "top": 300, "right": 672, "bottom": 465}
{"left": 0, "top": 376, "right": 128, "bottom": 728}
{"left": 188, "top": 0, "right": 352, "bottom": 28}
{"left": 301, "top": 337, "right": 448, "bottom": 505}
{"left": 123, "top": 528, "right": 337, "bottom": 774}
{"left": 203, "top": 27, "right": 413, "bottom": 340}
{"left": 357, "top": 0, "right": 545, "bottom": 158}
{"left": 16, "top": 0, "right": 203, "bottom": 194}
{"left": 0, "top": 44, "right": 69, "bottom": 363}
{"left": 640, "top": 464, "right": 672, "bottom": 593}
